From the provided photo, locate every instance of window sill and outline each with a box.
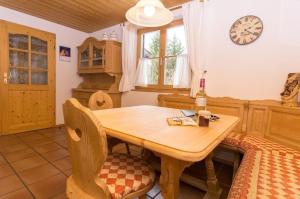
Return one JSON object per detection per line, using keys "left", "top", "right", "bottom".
{"left": 134, "top": 86, "right": 190, "bottom": 94}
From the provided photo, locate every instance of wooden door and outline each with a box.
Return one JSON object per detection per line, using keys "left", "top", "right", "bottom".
{"left": 0, "top": 21, "right": 55, "bottom": 135}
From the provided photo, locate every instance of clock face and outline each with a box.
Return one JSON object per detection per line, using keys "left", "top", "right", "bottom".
{"left": 230, "top": 15, "right": 263, "bottom": 45}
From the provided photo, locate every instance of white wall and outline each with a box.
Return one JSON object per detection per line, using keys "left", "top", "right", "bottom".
{"left": 92, "top": 0, "right": 300, "bottom": 107}
{"left": 0, "top": 6, "right": 89, "bottom": 124}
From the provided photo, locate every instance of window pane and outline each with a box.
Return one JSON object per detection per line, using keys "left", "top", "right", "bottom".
{"left": 31, "top": 37, "right": 47, "bottom": 53}
{"left": 31, "top": 71, "right": 48, "bottom": 85}
{"left": 8, "top": 68, "right": 29, "bottom": 84}
{"left": 9, "top": 34, "right": 28, "bottom": 50}
{"left": 32, "top": 53, "right": 48, "bottom": 69}
{"left": 145, "top": 58, "right": 159, "bottom": 85}
{"left": 164, "top": 57, "right": 177, "bottom": 85}
{"left": 9, "top": 50, "right": 29, "bottom": 67}
{"left": 166, "top": 25, "right": 187, "bottom": 56}
{"left": 142, "top": 31, "right": 160, "bottom": 58}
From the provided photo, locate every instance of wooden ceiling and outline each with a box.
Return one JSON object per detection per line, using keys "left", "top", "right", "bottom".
{"left": 0, "top": 0, "right": 189, "bottom": 33}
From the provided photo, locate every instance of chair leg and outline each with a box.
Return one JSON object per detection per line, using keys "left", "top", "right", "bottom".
{"left": 125, "top": 143, "right": 131, "bottom": 155}
{"left": 138, "top": 195, "right": 147, "bottom": 199}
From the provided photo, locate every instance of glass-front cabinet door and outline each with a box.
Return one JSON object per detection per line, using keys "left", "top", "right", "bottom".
{"left": 8, "top": 34, "right": 48, "bottom": 85}
{"left": 92, "top": 44, "right": 105, "bottom": 68}
{"left": 79, "top": 47, "right": 89, "bottom": 68}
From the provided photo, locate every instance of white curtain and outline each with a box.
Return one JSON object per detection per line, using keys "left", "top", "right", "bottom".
{"left": 135, "top": 58, "right": 152, "bottom": 86}
{"left": 182, "top": 0, "right": 206, "bottom": 97}
{"left": 173, "top": 54, "right": 191, "bottom": 88}
{"left": 119, "top": 23, "right": 137, "bottom": 92}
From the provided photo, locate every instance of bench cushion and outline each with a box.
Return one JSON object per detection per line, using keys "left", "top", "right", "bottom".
{"left": 99, "top": 153, "right": 155, "bottom": 199}
{"left": 221, "top": 131, "right": 244, "bottom": 148}
{"left": 240, "top": 135, "right": 300, "bottom": 160}
{"left": 228, "top": 149, "right": 300, "bottom": 198}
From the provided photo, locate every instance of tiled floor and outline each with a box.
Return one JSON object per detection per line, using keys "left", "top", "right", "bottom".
{"left": 0, "top": 127, "right": 233, "bottom": 199}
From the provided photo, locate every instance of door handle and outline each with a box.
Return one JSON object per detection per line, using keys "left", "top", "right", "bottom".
{"left": 4, "top": 72, "right": 7, "bottom": 84}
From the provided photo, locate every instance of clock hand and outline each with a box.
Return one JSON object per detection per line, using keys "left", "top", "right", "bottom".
{"left": 244, "top": 29, "right": 254, "bottom": 34}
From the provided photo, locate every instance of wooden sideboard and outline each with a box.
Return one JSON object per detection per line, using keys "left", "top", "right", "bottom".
{"left": 158, "top": 94, "right": 300, "bottom": 151}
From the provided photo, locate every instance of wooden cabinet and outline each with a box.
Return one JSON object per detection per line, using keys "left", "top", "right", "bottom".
{"left": 78, "top": 37, "right": 121, "bottom": 74}
{"left": 73, "top": 37, "right": 122, "bottom": 108}
{"left": 0, "top": 20, "right": 56, "bottom": 135}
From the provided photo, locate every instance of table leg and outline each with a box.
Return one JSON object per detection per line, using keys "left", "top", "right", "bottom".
{"left": 159, "top": 155, "right": 191, "bottom": 199}
{"left": 204, "top": 152, "right": 222, "bottom": 199}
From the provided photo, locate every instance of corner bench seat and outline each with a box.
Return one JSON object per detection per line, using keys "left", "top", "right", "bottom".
{"left": 227, "top": 135, "right": 300, "bottom": 198}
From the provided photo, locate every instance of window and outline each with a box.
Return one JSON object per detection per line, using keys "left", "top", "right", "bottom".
{"left": 137, "top": 20, "right": 188, "bottom": 92}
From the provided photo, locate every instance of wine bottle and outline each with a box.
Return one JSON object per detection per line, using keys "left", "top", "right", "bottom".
{"left": 195, "top": 71, "right": 207, "bottom": 111}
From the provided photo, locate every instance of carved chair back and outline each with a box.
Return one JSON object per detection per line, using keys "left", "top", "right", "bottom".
{"left": 89, "top": 91, "right": 113, "bottom": 110}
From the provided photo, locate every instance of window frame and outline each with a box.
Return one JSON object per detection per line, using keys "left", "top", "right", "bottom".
{"left": 136, "top": 19, "right": 189, "bottom": 93}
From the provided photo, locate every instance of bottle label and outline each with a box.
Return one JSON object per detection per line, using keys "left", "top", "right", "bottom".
{"left": 196, "top": 97, "right": 207, "bottom": 107}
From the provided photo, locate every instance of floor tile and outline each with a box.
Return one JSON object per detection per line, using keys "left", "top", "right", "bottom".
{"left": 147, "top": 180, "right": 160, "bottom": 198}
{"left": 0, "top": 188, "right": 33, "bottom": 199}
{"left": 18, "top": 164, "right": 60, "bottom": 185}
{"left": 42, "top": 149, "right": 69, "bottom": 162}
{"left": 25, "top": 138, "right": 52, "bottom": 147}
{"left": 4, "top": 149, "right": 36, "bottom": 163}
{"left": 10, "top": 155, "right": 47, "bottom": 172}
{"left": 0, "top": 137, "right": 21, "bottom": 148}
{"left": 0, "top": 175, "right": 24, "bottom": 196}
{"left": 19, "top": 134, "right": 45, "bottom": 143}
{"left": 62, "top": 169, "right": 72, "bottom": 177}
{"left": 33, "top": 142, "right": 62, "bottom": 154}
{"left": 28, "top": 173, "right": 66, "bottom": 199}
{"left": 0, "top": 164, "right": 14, "bottom": 179}
{"left": 52, "top": 157, "right": 72, "bottom": 171}
{"left": 0, "top": 143, "right": 29, "bottom": 154}
{"left": 0, "top": 155, "right": 6, "bottom": 166}
{"left": 51, "top": 192, "right": 67, "bottom": 199}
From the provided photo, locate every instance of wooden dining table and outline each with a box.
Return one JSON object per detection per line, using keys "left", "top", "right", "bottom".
{"left": 92, "top": 105, "right": 239, "bottom": 199}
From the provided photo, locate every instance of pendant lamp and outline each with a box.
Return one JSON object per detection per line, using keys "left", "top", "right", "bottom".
{"left": 126, "top": 0, "right": 174, "bottom": 27}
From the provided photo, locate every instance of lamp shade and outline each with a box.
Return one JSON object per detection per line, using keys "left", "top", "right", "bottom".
{"left": 126, "top": 0, "right": 174, "bottom": 27}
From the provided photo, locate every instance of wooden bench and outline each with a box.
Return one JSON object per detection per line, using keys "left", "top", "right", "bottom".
{"left": 158, "top": 94, "right": 300, "bottom": 198}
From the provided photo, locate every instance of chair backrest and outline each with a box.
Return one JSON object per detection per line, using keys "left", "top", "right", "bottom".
{"left": 63, "top": 98, "right": 110, "bottom": 198}
{"left": 89, "top": 91, "right": 113, "bottom": 110}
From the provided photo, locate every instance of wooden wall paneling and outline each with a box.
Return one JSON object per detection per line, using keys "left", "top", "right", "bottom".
{"left": 247, "top": 103, "right": 269, "bottom": 137}
{"left": 265, "top": 106, "right": 300, "bottom": 151}
{"left": 206, "top": 97, "right": 249, "bottom": 133}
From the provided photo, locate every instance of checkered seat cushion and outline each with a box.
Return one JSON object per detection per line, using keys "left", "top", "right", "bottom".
{"left": 228, "top": 149, "right": 300, "bottom": 199}
{"left": 99, "top": 153, "right": 155, "bottom": 199}
{"left": 239, "top": 135, "right": 300, "bottom": 160}
{"left": 221, "top": 131, "right": 244, "bottom": 148}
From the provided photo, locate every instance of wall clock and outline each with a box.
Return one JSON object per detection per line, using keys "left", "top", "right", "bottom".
{"left": 230, "top": 15, "right": 263, "bottom": 45}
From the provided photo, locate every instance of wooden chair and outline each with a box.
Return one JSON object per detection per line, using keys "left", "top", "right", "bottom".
{"left": 63, "top": 98, "right": 155, "bottom": 199}
{"left": 88, "top": 91, "right": 131, "bottom": 155}
{"left": 88, "top": 91, "right": 114, "bottom": 110}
